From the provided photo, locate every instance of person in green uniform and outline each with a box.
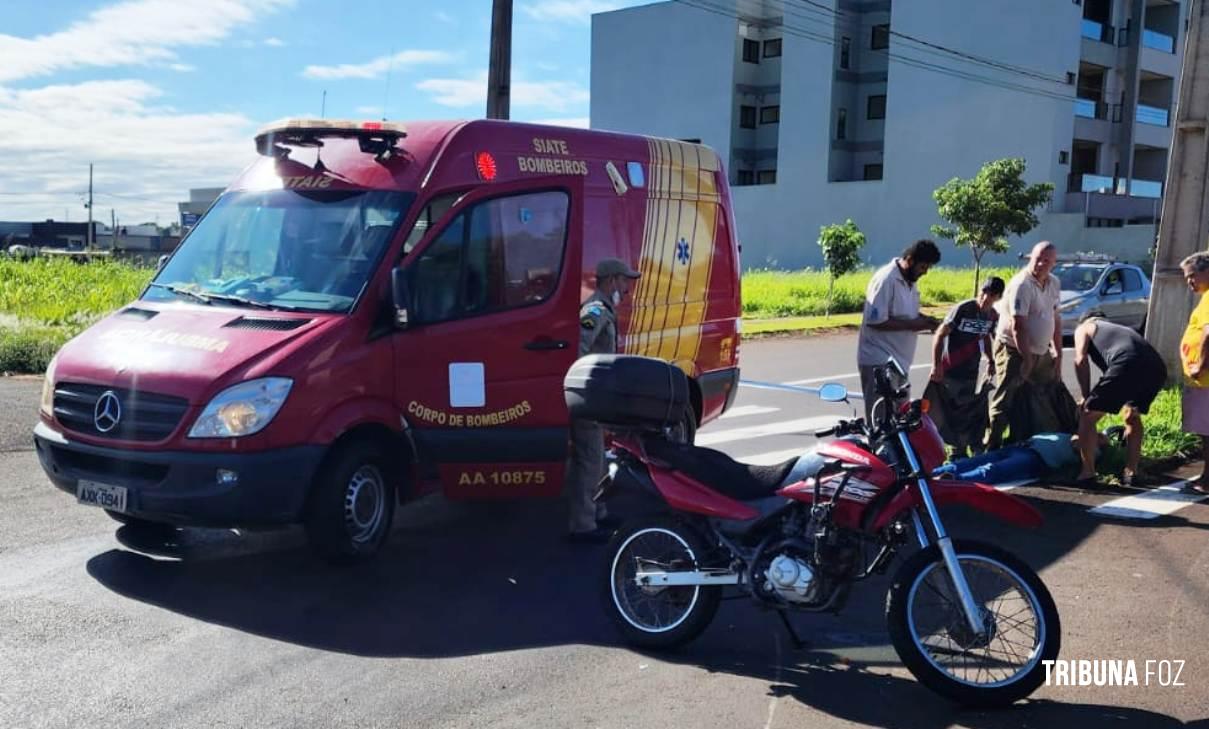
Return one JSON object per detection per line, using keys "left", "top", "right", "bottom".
{"left": 566, "top": 257, "right": 641, "bottom": 543}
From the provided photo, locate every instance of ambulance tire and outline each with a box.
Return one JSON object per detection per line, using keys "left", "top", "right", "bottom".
{"left": 305, "top": 440, "right": 397, "bottom": 562}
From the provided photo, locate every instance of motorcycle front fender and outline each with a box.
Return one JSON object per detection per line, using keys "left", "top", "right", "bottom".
{"left": 869, "top": 479, "right": 1043, "bottom": 532}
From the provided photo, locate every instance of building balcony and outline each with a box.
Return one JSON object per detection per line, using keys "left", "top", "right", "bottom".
{"left": 1062, "top": 189, "right": 1163, "bottom": 224}
{"left": 1081, "top": 19, "right": 1115, "bottom": 43}
{"left": 1142, "top": 28, "right": 1176, "bottom": 53}
{"left": 1136, "top": 103, "right": 1170, "bottom": 127}
{"left": 1066, "top": 174, "right": 1164, "bottom": 198}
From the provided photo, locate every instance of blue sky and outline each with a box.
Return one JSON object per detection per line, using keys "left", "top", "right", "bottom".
{"left": 0, "top": 0, "right": 649, "bottom": 226}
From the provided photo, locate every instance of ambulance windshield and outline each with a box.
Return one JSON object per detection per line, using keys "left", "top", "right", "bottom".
{"left": 145, "top": 188, "right": 413, "bottom": 313}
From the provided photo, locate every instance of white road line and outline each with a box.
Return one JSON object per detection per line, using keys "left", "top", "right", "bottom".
{"left": 1090, "top": 482, "right": 1209, "bottom": 520}
{"left": 696, "top": 415, "right": 838, "bottom": 447}
{"left": 719, "top": 405, "right": 780, "bottom": 420}
{"left": 785, "top": 363, "right": 930, "bottom": 386}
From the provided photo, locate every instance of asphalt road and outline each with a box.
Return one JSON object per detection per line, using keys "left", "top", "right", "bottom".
{"left": 2, "top": 333, "right": 1208, "bottom": 728}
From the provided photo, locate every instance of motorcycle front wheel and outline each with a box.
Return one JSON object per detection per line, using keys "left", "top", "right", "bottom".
{"left": 602, "top": 517, "right": 721, "bottom": 649}
{"left": 886, "top": 540, "right": 1061, "bottom": 707}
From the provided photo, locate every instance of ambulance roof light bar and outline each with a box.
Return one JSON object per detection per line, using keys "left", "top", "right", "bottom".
{"left": 254, "top": 118, "right": 408, "bottom": 161}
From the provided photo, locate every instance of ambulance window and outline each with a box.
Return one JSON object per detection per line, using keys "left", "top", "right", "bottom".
{"left": 409, "top": 190, "right": 569, "bottom": 323}
{"left": 403, "top": 192, "right": 464, "bottom": 255}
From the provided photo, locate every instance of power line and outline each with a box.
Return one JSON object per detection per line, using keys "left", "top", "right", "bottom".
{"left": 788, "top": 0, "right": 1070, "bottom": 85}
{"left": 677, "top": 0, "right": 1076, "bottom": 103}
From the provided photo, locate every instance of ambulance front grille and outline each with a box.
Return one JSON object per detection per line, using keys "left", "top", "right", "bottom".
{"left": 53, "top": 383, "right": 189, "bottom": 442}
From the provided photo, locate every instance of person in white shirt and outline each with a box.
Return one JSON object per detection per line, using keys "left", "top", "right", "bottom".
{"left": 857, "top": 240, "right": 942, "bottom": 419}
{"left": 984, "top": 241, "right": 1063, "bottom": 449}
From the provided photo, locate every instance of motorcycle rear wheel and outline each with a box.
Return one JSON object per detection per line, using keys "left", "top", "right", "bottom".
{"left": 602, "top": 517, "right": 721, "bottom": 649}
{"left": 886, "top": 540, "right": 1060, "bottom": 707}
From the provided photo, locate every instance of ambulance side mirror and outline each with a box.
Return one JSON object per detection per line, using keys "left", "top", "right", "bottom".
{"left": 391, "top": 268, "right": 412, "bottom": 329}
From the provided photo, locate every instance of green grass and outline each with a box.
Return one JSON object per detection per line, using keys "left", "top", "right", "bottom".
{"left": 1101, "top": 388, "right": 1200, "bottom": 467}
{"left": 742, "top": 266, "right": 1016, "bottom": 319}
{"left": 0, "top": 258, "right": 153, "bottom": 373}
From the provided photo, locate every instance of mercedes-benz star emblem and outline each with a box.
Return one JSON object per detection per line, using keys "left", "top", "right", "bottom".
{"left": 93, "top": 391, "right": 122, "bottom": 433}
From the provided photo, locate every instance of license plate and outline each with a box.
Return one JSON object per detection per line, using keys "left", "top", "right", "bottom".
{"left": 76, "top": 480, "right": 128, "bottom": 513}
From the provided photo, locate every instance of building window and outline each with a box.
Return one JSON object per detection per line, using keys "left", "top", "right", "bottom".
{"left": 840, "top": 37, "right": 851, "bottom": 69}
{"left": 763, "top": 38, "right": 782, "bottom": 58}
{"left": 758, "top": 170, "right": 777, "bottom": 185}
{"left": 836, "top": 108, "right": 848, "bottom": 140}
{"left": 867, "top": 94, "right": 886, "bottom": 120}
{"left": 760, "top": 105, "right": 780, "bottom": 124}
{"left": 740, "top": 105, "right": 757, "bottom": 129}
{"left": 743, "top": 39, "right": 760, "bottom": 63}
{"left": 737, "top": 170, "right": 755, "bottom": 186}
{"left": 1059, "top": 150, "right": 1070, "bottom": 164}
{"left": 863, "top": 164, "right": 883, "bottom": 181}
{"left": 871, "top": 24, "right": 890, "bottom": 50}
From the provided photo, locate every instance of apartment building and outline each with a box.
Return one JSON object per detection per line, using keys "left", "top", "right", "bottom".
{"left": 590, "top": 0, "right": 1186, "bottom": 268}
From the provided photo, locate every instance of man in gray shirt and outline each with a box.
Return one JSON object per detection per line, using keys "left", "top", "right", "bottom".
{"left": 857, "top": 240, "right": 942, "bottom": 419}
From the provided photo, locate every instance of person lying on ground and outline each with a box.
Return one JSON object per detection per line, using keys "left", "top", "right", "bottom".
{"left": 933, "top": 430, "right": 1111, "bottom": 485}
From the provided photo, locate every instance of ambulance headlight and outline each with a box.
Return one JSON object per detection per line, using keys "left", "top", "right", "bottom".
{"left": 189, "top": 378, "right": 293, "bottom": 438}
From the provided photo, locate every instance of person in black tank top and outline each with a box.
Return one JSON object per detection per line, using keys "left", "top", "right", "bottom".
{"left": 1072, "top": 315, "right": 1168, "bottom": 486}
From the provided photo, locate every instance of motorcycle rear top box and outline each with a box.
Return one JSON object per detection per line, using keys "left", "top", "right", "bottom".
{"left": 564, "top": 354, "right": 690, "bottom": 429}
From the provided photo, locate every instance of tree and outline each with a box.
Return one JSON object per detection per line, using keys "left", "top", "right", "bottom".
{"left": 931, "top": 158, "right": 1054, "bottom": 295}
{"left": 818, "top": 219, "right": 866, "bottom": 317}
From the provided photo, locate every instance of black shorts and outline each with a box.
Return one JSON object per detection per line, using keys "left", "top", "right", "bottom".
{"left": 1085, "top": 358, "right": 1167, "bottom": 415}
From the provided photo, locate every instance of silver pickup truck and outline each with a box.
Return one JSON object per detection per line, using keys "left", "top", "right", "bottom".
{"left": 1054, "top": 259, "right": 1151, "bottom": 336}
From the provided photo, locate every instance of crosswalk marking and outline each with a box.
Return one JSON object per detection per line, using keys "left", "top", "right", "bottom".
{"left": 719, "top": 405, "right": 780, "bottom": 420}
{"left": 697, "top": 415, "right": 839, "bottom": 447}
{"left": 1090, "top": 483, "right": 1209, "bottom": 520}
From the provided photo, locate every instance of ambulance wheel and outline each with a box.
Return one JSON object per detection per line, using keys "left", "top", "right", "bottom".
{"left": 305, "top": 440, "right": 396, "bottom": 561}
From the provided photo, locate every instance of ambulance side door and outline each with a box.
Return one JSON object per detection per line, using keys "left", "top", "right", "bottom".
{"left": 391, "top": 179, "right": 582, "bottom": 498}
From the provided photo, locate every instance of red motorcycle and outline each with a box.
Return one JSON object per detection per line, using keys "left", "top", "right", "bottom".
{"left": 595, "top": 360, "right": 1060, "bottom": 707}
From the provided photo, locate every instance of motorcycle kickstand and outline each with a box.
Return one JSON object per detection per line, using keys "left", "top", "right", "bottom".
{"left": 776, "top": 610, "right": 809, "bottom": 650}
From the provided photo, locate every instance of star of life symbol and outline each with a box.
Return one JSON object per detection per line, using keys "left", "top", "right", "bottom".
{"left": 93, "top": 390, "right": 122, "bottom": 433}
{"left": 676, "top": 238, "right": 690, "bottom": 265}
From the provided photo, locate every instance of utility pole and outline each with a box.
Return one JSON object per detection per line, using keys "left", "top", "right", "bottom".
{"left": 111, "top": 209, "right": 116, "bottom": 250}
{"left": 1146, "top": 0, "right": 1209, "bottom": 379}
{"left": 486, "top": 0, "right": 512, "bottom": 120}
{"left": 86, "top": 163, "right": 94, "bottom": 249}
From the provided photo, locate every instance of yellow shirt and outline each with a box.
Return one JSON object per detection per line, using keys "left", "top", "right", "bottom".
{"left": 1181, "top": 293, "right": 1209, "bottom": 387}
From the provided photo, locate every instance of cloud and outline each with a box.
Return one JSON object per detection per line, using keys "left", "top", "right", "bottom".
{"left": 263, "top": 36, "right": 285, "bottom": 46}
{"left": 0, "top": 0, "right": 294, "bottom": 83}
{"left": 168, "top": 63, "right": 195, "bottom": 72}
{"left": 434, "top": 11, "right": 456, "bottom": 24}
{"left": 0, "top": 80, "right": 256, "bottom": 224}
{"left": 521, "top": 0, "right": 622, "bottom": 25}
{"left": 302, "top": 50, "right": 455, "bottom": 80}
{"left": 416, "top": 72, "right": 589, "bottom": 112}
{"left": 529, "top": 117, "right": 590, "bottom": 128}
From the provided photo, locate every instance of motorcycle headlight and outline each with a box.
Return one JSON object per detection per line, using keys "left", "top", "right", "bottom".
{"left": 40, "top": 355, "right": 58, "bottom": 417}
{"left": 188, "top": 377, "right": 293, "bottom": 438}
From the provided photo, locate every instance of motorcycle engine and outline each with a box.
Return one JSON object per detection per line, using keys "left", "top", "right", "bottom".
{"left": 765, "top": 553, "right": 818, "bottom": 604}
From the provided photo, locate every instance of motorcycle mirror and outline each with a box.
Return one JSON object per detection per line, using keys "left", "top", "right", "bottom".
{"left": 818, "top": 383, "right": 848, "bottom": 402}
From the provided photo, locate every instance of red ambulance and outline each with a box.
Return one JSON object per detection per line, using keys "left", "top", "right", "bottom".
{"left": 33, "top": 119, "right": 742, "bottom": 558}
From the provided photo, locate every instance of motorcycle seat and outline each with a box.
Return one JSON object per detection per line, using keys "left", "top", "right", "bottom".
{"left": 641, "top": 436, "right": 801, "bottom": 501}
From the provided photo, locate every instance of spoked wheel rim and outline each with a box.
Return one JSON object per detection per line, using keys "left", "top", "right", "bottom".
{"left": 906, "top": 554, "right": 1047, "bottom": 688}
{"left": 343, "top": 464, "right": 386, "bottom": 545}
{"left": 610, "top": 527, "right": 701, "bottom": 634}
